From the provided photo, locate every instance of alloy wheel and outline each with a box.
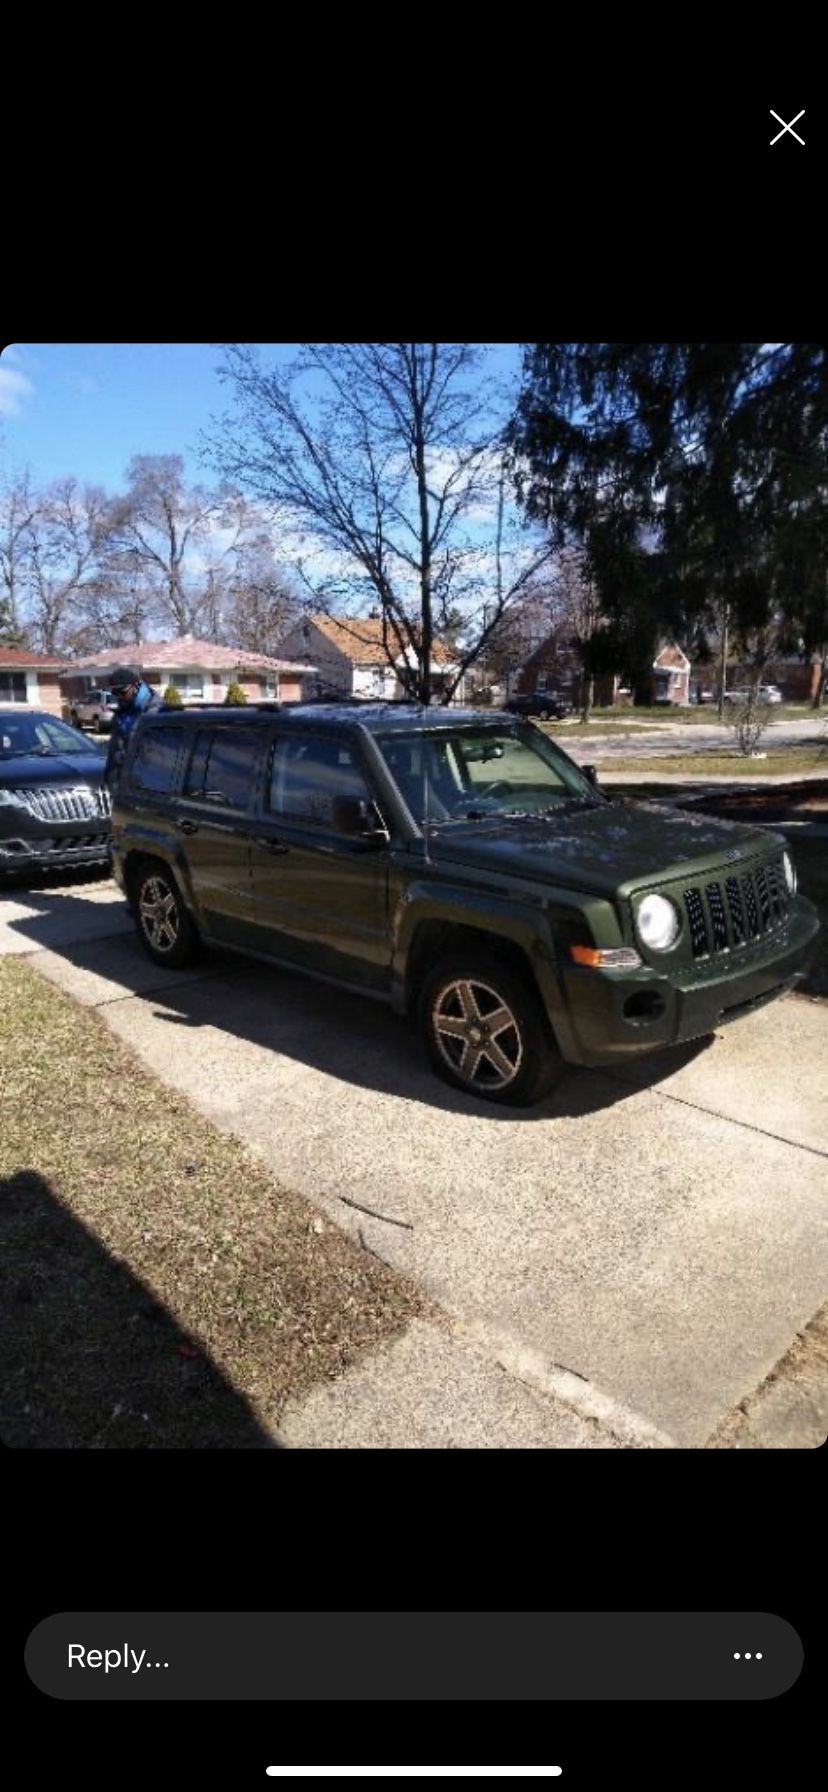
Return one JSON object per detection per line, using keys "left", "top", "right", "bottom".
{"left": 139, "top": 876, "right": 180, "bottom": 954}
{"left": 431, "top": 976, "right": 523, "bottom": 1092}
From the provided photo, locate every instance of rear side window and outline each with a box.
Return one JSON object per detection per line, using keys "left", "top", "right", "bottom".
{"left": 184, "top": 728, "right": 261, "bottom": 811}
{"left": 129, "top": 727, "right": 183, "bottom": 795}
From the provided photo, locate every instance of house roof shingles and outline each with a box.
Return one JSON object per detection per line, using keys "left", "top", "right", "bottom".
{"left": 308, "top": 613, "right": 455, "bottom": 666}
{"left": 0, "top": 647, "right": 63, "bottom": 669}
{"left": 58, "top": 637, "right": 309, "bottom": 674}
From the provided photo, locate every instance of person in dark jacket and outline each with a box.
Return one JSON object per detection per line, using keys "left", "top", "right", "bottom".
{"left": 104, "top": 665, "right": 164, "bottom": 791}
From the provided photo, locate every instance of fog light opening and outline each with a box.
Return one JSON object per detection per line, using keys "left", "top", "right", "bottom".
{"left": 623, "top": 990, "right": 666, "bottom": 1022}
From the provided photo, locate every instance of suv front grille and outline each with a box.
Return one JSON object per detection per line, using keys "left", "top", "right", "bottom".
{"left": 683, "top": 856, "right": 792, "bottom": 959}
{"left": 13, "top": 784, "right": 111, "bottom": 823}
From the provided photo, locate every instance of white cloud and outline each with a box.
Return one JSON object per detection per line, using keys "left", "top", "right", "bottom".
{"left": 0, "top": 364, "right": 34, "bottom": 419}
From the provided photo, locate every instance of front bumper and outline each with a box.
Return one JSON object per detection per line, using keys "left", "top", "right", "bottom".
{"left": 0, "top": 824, "right": 112, "bottom": 873}
{"left": 558, "top": 897, "right": 820, "bottom": 1066}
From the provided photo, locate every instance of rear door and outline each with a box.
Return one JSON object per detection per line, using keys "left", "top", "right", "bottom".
{"left": 171, "top": 725, "right": 267, "bottom": 944}
{"left": 246, "top": 729, "right": 392, "bottom": 991}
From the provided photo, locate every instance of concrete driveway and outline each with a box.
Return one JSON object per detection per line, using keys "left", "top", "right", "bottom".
{"left": 4, "top": 867, "right": 827, "bottom": 1448}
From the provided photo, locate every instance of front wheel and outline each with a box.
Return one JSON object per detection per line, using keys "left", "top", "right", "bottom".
{"left": 133, "top": 859, "right": 200, "bottom": 967}
{"left": 419, "top": 952, "right": 566, "bottom": 1106}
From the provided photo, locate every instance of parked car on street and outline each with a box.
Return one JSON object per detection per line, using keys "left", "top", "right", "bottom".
{"left": 505, "top": 692, "right": 573, "bottom": 720}
{"left": 110, "top": 703, "right": 819, "bottom": 1106}
{"left": 0, "top": 708, "right": 112, "bottom": 874}
{"left": 69, "top": 687, "right": 119, "bottom": 732}
{"left": 723, "top": 685, "right": 783, "bottom": 705}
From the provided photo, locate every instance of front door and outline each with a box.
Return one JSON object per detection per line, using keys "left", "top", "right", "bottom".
{"left": 246, "top": 730, "right": 391, "bottom": 991}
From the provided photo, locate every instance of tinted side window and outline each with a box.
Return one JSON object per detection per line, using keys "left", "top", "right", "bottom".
{"left": 269, "top": 736, "right": 372, "bottom": 829}
{"left": 129, "top": 727, "right": 183, "bottom": 795}
{"left": 183, "top": 730, "right": 213, "bottom": 797}
{"left": 198, "top": 729, "right": 260, "bottom": 811}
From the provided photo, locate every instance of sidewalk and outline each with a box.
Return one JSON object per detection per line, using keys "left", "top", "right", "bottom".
{"left": 5, "top": 876, "right": 825, "bottom": 1451}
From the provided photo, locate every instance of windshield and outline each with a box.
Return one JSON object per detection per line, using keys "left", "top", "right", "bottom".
{"left": 375, "top": 724, "right": 600, "bottom": 825}
{"left": 0, "top": 712, "right": 99, "bottom": 757}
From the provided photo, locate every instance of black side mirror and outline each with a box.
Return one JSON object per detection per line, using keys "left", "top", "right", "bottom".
{"left": 332, "top": 794, "right": 389, "bottom": 843}
{"left": 583, "top": 765, "right": 600, "bottom": 788}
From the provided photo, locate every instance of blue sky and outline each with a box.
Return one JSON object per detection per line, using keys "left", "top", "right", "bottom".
{"left": 0, "top": 343, "right": 523, "bottom": 495}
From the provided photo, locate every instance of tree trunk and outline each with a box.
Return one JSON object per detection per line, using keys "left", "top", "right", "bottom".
{"left": 811, "top": 650, "right": 827, "bottom": 709}
{"left": 717, "top": 605, "right": 729, "bottom": 722}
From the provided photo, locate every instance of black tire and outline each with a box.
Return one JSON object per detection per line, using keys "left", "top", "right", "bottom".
{"left": 418, "top": 950, "right": 567, "bottom": 1106}
{"left": 132, "top": 858, "right": 200, "bottom": 967}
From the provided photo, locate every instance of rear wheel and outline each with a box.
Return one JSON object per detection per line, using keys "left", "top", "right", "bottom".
{"left": 133, "top": 859, "right": 200, "bottom": 967}
{"left": 419, "top": 951, "right": 566, "bottom": 1106}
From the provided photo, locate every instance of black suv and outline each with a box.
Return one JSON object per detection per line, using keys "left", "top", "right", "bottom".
{"left": 110, "top": 704, "right": 819, "bottom": 1106}
{"left": 0, "top": 707, "right": 112, "bottom": 874}
{"left": 505, "top": 692, "right": 573, "bottom": 720}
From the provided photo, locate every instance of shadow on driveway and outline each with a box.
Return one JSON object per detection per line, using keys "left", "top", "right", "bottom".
{"left": 0, "top": 1170, "right": 277, "bottom": 1449}
{"left": 2, "top": 880, "right": 715, "bottom": 1123}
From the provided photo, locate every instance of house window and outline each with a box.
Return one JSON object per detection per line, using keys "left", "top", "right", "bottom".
{"left": 0, "top": 672, "right": 27, "bottom": 703}
{"left": 167, "top": 672, "right": 204, "bottom": 699}
{"left": 536, "top": 673, "right": 548, "bottom": 691}
{"left": 261, "top": 675, "right": 278, "bottom": 699}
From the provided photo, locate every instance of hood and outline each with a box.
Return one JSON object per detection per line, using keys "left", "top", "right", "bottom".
{"left": 0, "top": 751, "right": 107, "bottom": 787}
{"left": 417, "top": 799, "right": 783, "bottom": 897}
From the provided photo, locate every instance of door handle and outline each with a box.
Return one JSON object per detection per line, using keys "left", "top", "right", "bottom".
{"left": 177, "top": 819, "right": 199, "bottom": 835}
{"left": 253, "top": 836, "right": 290, "bottom": 855}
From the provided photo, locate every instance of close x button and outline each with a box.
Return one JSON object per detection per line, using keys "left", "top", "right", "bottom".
{"left": 770, "top": 108, "right": 805, "bottom": 145}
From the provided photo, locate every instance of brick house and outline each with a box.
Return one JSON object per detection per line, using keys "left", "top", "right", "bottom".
{"left": 516, "top": 634, "right": 691, "bottom": 706}
{"left": 0, "top": 647, "right": 65, "bottom": 715}
{"left": 276, "top": 613, "right": 466, "bottom": 703}
{"left": 514, "top": 637, "right": 583, "bottom": 700}
{"left": 58, "top": 637, "right": 314, "bottom": 709}
{"left": 651, "top": 642, "right": 690, "bottom": 704}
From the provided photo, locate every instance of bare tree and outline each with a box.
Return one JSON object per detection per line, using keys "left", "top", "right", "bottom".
{"left": 24, "top": 479, "right": 111, "bottom": 652}
{"left": 195, "top": 488, "right": 300, "bottom": 652}
{"left": 546, "top": 547, "right": 603, "bottom": 721}
{"left": 0, "top": 467, "right": 38, "bottom": 644}
{"left": 205, "top": 344, "right": 551, "bottom": 703}
{"left": 108, "top": 455, "right": 222, "bottom": 636}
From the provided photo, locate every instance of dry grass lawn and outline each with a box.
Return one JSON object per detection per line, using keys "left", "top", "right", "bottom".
{"left": 0, "top": 956, "right": 427, "bottom": 1448}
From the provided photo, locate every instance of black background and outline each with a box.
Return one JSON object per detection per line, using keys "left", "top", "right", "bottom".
{"left": 12, "top": 1450, "right": 821, "bottom": 1789}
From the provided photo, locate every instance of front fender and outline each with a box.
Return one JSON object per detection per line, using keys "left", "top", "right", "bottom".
{"left": 391, "top": 878, "right": 582, "bottom": 1061}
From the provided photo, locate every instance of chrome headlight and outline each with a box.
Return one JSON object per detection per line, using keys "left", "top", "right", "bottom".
{"left": 636, "top": 892, "right": 681, "bottom": 951}
{"left": 782, "top": 851, "right": 797, "bottom": 896}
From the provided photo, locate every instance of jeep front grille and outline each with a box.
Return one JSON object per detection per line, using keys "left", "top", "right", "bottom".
{"left": 684, "top": 856, "right": 792, "bottom": 959}
{"left": 13, "top": 784, "right": 111, "bottom": 823}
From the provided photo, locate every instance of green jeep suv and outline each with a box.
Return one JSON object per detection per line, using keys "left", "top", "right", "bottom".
{"left": 110, "top": 704, "right": 819, "bottom": 1106}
